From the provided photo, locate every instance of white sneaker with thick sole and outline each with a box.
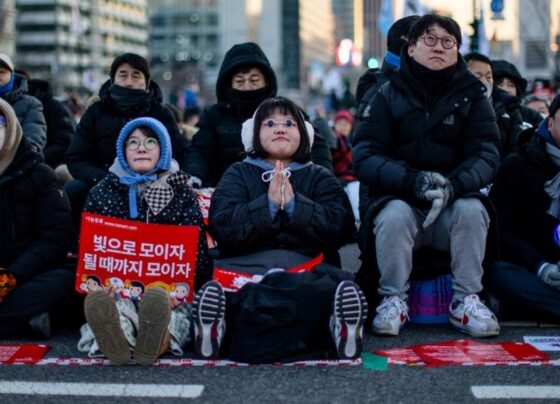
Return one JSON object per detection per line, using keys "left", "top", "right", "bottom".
{"left": 193, "top": 281, "right": 226, "bottom": 359}
{"left": 330, "top": 280, "right": 368, "bottom": 359}
{"left": 372, "top": 295, "right": 408, "bottom": 336}
{"left": 449, "top": 294, "right": 500, "bottom": 337}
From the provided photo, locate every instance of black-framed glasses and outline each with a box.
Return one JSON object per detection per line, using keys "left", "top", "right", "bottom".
{"left": 419, "top": 34, "right": 457, "bottom": 49}
{"left": 125, "top": 137, "right": 159, "bottom": 151}
{"left": 262, "top": 119, "right": 298, "bottom": 129}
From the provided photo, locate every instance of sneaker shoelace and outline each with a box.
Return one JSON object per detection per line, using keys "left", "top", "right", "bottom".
{"left": 376, "top": 297, "right": 408, "bottom": 320}
{"left": 462, "top": 296, "right": 493, "bottom": 319}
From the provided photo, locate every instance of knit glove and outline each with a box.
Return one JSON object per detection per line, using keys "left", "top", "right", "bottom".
{"left": 413, "top": 171, "right": 448, "bottom": 201}
{"left": 0, "top": 271, "right": 17, "bottom": 304}
{"left": 537, "top": 262, "right": 560, "bottom": 289}
{"left": 422, "top": 177, "right": 455, "bottom": 228}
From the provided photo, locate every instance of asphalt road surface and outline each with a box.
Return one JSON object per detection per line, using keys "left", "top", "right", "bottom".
{"left": 1, "top": 243, "right": 559, "bottom": 403}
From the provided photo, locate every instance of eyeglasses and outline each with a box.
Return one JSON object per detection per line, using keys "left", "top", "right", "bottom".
{"left": 418, "top": 34, "right": 457, "bottom": 49}
{"left": 262, "top": 119, "right": 298, "bottom": 129}
{"left": 125, "top": 137, "right": 159, "bottom": 151}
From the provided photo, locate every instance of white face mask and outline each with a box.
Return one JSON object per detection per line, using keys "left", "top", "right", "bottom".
{"left": 0, "top": 126, "right": 5, "bottom": 150}
{"left": 482, "top": 81, "right": 493, "bottom": 99}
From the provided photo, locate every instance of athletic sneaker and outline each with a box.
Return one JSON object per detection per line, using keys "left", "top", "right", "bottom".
{"left": 449, "top": 294, "right": 500, "bottom": 337}
{"left": 193, "top": 281, "right": 226, "bottom": 359}
{"left": 134, "top": 287, "right": 171, "bottom": 366}
{"left": 372, "top": 295, "right": 408, "bottom": 336}
{"left": 84, "top": 290, "right": 130, "bottom": 365}
{"left": 330, "top": 280, "right": 368, "bottom": 359}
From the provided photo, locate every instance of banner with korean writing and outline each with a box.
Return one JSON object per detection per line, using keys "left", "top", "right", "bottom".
{"left": 75, "top": 212, "right": 199, "bottom": 303}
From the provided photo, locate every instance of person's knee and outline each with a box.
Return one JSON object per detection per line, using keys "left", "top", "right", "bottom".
{"left": 450, "top": 198, "right": 489, "bottom": 227}
{"left": 375, "top": 200, "right": 415, "bottom": 226}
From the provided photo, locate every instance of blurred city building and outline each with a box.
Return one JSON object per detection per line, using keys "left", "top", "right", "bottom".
{"left": 0, "top": 0, "right": 16, "bottom": 55}
{"left": 148, "top": 0, "right": 334, "bottom": 105}
{"left": 14, "top": 0, "right": 147, "bottom": 94}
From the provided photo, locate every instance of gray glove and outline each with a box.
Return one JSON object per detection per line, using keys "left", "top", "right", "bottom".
{"left": 414, "top": 171, "right": 447, "bottom": 200}
{"left": 537, "top": 262, "right": 560, "bottom": 288}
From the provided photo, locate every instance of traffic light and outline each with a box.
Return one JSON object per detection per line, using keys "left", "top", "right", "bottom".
{"left": 470, "top": 18, "right": 479, "bottom": 52}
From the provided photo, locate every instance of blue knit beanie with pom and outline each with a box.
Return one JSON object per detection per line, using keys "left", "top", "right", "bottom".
{"left": 115, "top": 117, "right": 172, "bottom": 218}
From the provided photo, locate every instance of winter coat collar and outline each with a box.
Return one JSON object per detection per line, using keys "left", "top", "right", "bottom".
{"left": 0, "top": 74, "right": 29, "bottom": 103}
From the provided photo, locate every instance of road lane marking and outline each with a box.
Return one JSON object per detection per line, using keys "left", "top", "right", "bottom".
{"left": 472, "top": 386, "right": 560, "bottom": 399}
{"left": 0, "top": 381, "right": 204, "bottom": 398}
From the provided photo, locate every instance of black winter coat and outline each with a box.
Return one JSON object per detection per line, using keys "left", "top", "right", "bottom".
{"left": 492, "top": 87, "right": 524, "bottom": 160}
{"left": 1, "top": 75, "right": 47, "bottom": 151}
{"left": 355, "top": 60, "right": 396, "bottom": 119}
{"left": 209, "top": 161, "right": 355, "bottom": 266}
{"left": 185, "top": 42, "right": 332, "bottom": 187}
{"left": 353, "top": 55, "right": 500, "bottom": 213}
{"left": 83, "top": 171, "right": 210, "bottom": 288}
{"left": 490, "top": 129, "right": 560, "bottom": 272}
{"left": 27, "top": 79, "right": 75, "bottom": 169}
{"left": 0, "top": 137, "right": 72, "bottom": 284}
{"left": 66, "top": 80, "right": 188, "bottom": 188}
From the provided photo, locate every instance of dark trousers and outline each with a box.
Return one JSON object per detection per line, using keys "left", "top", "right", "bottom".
{"left": 487, "top": 260, "right": 560, "bottom": 321}
{"left": 0, "top": 268, "right": 77, "bottom": 338}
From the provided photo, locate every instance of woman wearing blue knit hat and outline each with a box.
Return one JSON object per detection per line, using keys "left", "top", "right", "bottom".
{"left": 77, "top": 117, "right": 210, "bottom": 366}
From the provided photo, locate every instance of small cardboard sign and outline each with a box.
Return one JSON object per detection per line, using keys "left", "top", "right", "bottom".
{"left": 524, "top": 336, "right": 560, "bottom": 352}
{"left": 0, "top": 344, "right": 49, "bottom": 364}
{"left": 374, "top": 347, "right": 425, "bottom": 366}
{"left": 76, "top": 212, "right": 200, "bottom": 302}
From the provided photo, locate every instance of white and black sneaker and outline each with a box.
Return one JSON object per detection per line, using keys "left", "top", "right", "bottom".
{"left": 193, "top": 281, "right": 226, "bottom": 359}
{"left": 330, "top": 280, "right": 368, "bottom": 359}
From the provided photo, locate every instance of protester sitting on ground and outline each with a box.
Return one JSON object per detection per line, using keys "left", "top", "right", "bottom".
{"left": 0, "top": 98, "right": 74, "bottom": 339}
{"left": 0, "top": 54, "right": 46, "bottom": 152}
{"left": 65, "top": 53, "right": 189, "bottom": 235}
{"left": 77, "top": 117, "right": 209, "bottom": 366}
{"left": 194, "top": 97, "right": 366, "bottom": 364}
{"left": 352, "top": 14, "right": 501, "bottom": 338}
{"left": 185, "top": 42, "right": 332, "bottom": 188}
{"left": 492, "top": 59, "right": 543, "bottom": 128}
{"left": 16, "top": 69, "right": 75, "bottom": 183}
{"left": 330, "top": 109, "right": 360, "bottom": 223}
{"left": 488, "top": 94, "right": 560, "bottom": 323}
{"left": 465, "top": 52, "right": 523, "bottom": 161}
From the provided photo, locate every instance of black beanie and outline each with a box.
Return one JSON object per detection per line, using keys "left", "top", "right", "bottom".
{"left": 110, "top": 53, "right": 151, "bottom": 85}
{"left": 387, "top": 15, "right": 420, "bottom": 55}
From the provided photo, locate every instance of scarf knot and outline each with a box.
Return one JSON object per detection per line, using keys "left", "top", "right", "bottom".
{"left": 119, "top": 172, "right": 157, "bottom": 218}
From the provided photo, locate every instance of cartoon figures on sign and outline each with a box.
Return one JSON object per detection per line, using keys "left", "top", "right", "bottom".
{"left": 79, "top": 275, "right": 103, "bottom": 293}
{"left": 128, "top": 280, "right": 145, "bottom": 301}
{"left": 169, "top": 282, "right": 190, "bottom": 308}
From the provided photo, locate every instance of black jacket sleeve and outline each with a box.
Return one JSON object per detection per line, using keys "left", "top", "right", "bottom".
{"left": 43, "top": 98, "right": 75, "bottom": 168}
{"left": 8, "top": 165, "right": 73, "bottom": 283}
{"left": 184, "top": 107, "right": 218, "bottom": 184}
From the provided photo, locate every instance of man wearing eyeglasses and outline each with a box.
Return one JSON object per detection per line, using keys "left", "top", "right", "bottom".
{"left": 352, "top": 14, "right": 501, "bottom": 338}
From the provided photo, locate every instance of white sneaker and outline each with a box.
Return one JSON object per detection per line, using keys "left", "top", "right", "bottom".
{"left": 449, "top": 294, "right": 500, "bottom": 337}
{"left": 330, "top": 280, "right": 368, "bottom": 359}
{"left": 372, "top": 296, "right": 408, "bottom": 336}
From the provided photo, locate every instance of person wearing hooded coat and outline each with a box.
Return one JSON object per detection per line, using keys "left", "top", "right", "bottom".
{"left": 492, "top": 59, "right": 544, "bottom": 129}
{"left": 65, "top": 53, "right": 189, "bottom": 233}
{"left": 488, "top": 94, "right": 560, "bottom": 322}
{"left": 185, "top": 42, "right": 332, "bottom": 188}
{"left": 0, "top": 98, "right": 74, "bottom": 339}
{"left": 203, "top": 97, "right": 366, "bottom": 364}
{"left": 0, "top": 53, "right": 46, "bottom": 152}
{"left": 77, "top": 117, "right": 209, "bottom": 366}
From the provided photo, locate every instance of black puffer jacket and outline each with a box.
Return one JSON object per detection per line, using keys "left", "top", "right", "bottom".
{"left": 209, "top": 161, "right": 355, "bottom": 267}
{"left": 185, "top": 42, "right": 332, "bottom": 186}
{"left": 66, "top": 80, "right": 188, "bottom": 188}
{"left": 490, "top": 128, "right": 560, "bottom": 272}
{"left": 27, "top": 79, "right": 75, "bottom": 169}
{"left": 0, "top": 137, "right": 72, "bottom": 284}
{"left": 1, "top": 74, "right": 47, "bottom": 151}
{"left": 492, "top": 87, "right": 524, "bottom": 160}
{"left": 355, "top": 60, "right": 396, "bottom": 120}
{"left": 353, "top": 54, "right": 500, "bottom": 213}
